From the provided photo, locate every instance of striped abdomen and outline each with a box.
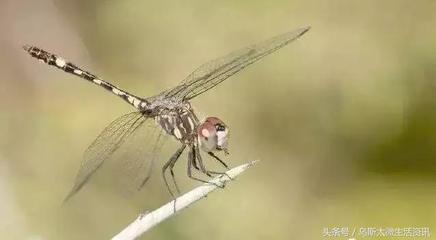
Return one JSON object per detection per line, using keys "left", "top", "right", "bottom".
{"left": 23, "top": 45, "right": 147, "bottom": 110}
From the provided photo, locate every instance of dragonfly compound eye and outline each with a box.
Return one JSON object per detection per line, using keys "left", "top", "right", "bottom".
{"left": 215, "top": 124, "right": 226, "bottom": 131}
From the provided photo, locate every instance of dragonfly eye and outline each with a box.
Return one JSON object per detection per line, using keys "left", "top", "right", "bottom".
{"left": 216, "top": 124, "right": 226, "bottom": 131}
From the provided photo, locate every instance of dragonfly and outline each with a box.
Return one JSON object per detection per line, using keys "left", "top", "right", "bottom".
{"left": 23, "top": 26, "right": 310, "bottom": 201}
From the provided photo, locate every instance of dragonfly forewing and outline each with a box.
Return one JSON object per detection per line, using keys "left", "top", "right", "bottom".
{"left": 164, "top": 26, "right": 310, "bottom": 100}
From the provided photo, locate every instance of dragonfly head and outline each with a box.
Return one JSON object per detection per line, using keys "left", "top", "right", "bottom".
{"left": 197, "top": 117, "right": 229, "bottom": 154}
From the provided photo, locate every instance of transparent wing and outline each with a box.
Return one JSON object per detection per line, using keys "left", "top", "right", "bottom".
{"left": 64, "top": 111, "right": 148, "bottom": 201}
{"left": 164, "top": 26, "right": 310, "bottom": 101}
{"left": 130, "top": 128, "right": 168, "bottom": 191}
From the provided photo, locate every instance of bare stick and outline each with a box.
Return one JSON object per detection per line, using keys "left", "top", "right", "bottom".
{"left": 111, "top": 160, "right": 258, "bottom": 240}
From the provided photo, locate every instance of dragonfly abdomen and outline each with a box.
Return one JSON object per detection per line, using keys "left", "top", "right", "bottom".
{"left": 23, "top": 45, "right": 148, "bottom": 110}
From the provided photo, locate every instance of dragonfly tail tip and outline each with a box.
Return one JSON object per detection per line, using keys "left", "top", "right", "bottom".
{"left": 23, "top": 44, "right": 32, "bottom": 52}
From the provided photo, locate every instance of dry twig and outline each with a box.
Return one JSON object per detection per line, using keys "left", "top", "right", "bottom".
{"left": 112, "top": 160, "right": 258, "bottom": 240}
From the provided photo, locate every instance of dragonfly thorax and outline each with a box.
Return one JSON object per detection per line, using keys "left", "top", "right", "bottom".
{"left": 155, "top": 102, "right": 198, "bottom": 142}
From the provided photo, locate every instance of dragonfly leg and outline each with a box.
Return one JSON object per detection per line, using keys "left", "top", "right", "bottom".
{"left": 194, "top": 147, "right": 232, "bottom": 180}
{"left": 191, "top": 150, "right": 200, "bottom": 170}
{"left": 162, "top": 144, "right": 186, "bottom": 199}
{"left": 206, "top": 152, "right": 233, "bottom": 180}
{"left": 194, "top": 146, "right": 212, "bottom": 177}
{"left": 187, "top": 146, "right": 224, "bottom": 188}
{"left": 208, "top": 152, "right": 230, "bottom": 169}
{"left": 169, "top": 156, "right": 181, "bottom": 195}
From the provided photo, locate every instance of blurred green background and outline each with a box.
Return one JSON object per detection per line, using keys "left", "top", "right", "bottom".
{"left": 1, "top": 0, "right": 436, "bottom": 239}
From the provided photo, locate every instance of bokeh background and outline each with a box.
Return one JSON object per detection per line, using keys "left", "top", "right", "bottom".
{"left": 1, "top": 0, "right": 436, "bottom": 239}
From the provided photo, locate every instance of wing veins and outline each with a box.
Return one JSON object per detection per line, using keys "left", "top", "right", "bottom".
{"left": 165, "top": 26, "right": 310, "bottom": 100}
{"left": 64, "top": 112, "right": 147, "bottom": 201}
